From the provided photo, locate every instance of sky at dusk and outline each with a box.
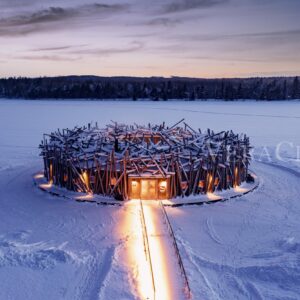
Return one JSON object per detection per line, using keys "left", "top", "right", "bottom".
{"left": 0, "top": 0, "right": 300, "bottom": 78}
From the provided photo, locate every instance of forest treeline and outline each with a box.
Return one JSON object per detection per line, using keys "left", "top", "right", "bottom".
{"left": 0, "top": 76, "right": 299, "bottom": 100}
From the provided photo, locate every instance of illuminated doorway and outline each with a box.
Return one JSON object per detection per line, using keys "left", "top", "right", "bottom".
{"left": 141, "top": 180, "right": 157, "bottom": 200}
{"left": 128, "top": 177, "right": 170, "bottom": 200}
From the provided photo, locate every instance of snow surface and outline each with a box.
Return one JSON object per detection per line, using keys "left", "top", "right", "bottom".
{"left": 0, "top": 99, "right": 299, "bottom": 300}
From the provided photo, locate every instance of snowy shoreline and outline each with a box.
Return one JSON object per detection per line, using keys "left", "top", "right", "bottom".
{"left": 0, "top": 97, "right": 299, "bottom": 102}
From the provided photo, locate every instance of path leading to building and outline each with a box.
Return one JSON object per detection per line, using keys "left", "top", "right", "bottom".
{"left": 140, "top": 200, "right": 190, "bottom": 300}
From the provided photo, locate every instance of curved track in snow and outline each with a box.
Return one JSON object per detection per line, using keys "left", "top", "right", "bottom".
{"left": 1, "top": 161, "right": 299, "bottom": 299}
{"left": 166, "top": 161, "right": 300, "bottom": 300}
{"left": 0, "top": 164, "right": 133, "bottom": 300}
{"left": 0, "top": 99, "right": 299, "bottom": 300}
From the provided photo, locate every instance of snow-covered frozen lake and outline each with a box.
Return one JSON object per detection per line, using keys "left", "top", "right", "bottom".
{"left": 0, "top": 99, "right": 299, "bottom": 299}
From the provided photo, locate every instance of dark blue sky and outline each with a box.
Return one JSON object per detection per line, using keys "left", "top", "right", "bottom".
{"left": 0, "top": 0, "right": 299, "bottom": 77}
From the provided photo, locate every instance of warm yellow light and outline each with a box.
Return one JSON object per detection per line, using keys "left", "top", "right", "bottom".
{"left": 34, "top": 173, "right": 44, "bottom": 179}
{"left": 234, "top": 167, "right": 238, "bottom": 187}
{"left": 75, "top": 193, "right": 94, "bottom": 201}
{"left": 82, "top": 170, "right": 90, "bottom": 191}
{"left": 159, "top": 181, "right": 167, "bottom": 192}
{"left": 208, "top": 174, "right": 213, "bottom": 192}
{"left": 160, "top": 181, "right": 167, "bottom": 188}
{"left": 198, "top": 180, "right": 205, "bottom": 188}
{"left": 214, "top": 177, "right": 219, "bottom": 186}
{"left": 110, "top": 177, "right": 117, "bottom": 186}
{"left": 132, "top": 180, "right": 138, "bottom": 187}
{"left": 234, "top": 186, "right": 248, "bottom": 193}
{"left": 141, "top": 184, "right": 147, "bottom": 195}
{"left": 39, "top": 183, "right": 52, "bottom": 189}
{"left": 143, "top": 203, "right": 172, "bottom": 300}
{"left": 49, "top": 162, "right": 53, "bottom": 183}
{"left": 122, "top": 200, "right": 154, "bottom": 300}
{"left": 207, "top": 192, "right": 220, "bottom": 201}
{"left": 120, "top": 200, "right": 175, "bottom": 300}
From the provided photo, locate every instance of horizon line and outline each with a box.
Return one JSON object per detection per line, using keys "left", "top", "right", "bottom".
{"left": 1, "top": 74, "right": 299, "bottom": 80}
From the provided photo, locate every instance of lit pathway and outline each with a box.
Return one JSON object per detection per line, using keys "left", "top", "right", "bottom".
{"left": 140, "top": 200, "right": 187, "bottom": 300}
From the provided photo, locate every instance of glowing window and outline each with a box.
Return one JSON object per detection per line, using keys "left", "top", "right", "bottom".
{"left": 132, "top": 180, "right": 138, "bottom": 187}
{"left": 159, "top": 181, "right": 167, "bottom": 192}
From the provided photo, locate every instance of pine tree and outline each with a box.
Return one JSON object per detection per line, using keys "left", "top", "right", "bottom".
{"left": 292, "top": 76, "right": 300, "bottom": 99}
{"left": 237, "top": 83, "right": 243, "bottom": 99}
{"left": 282, "top": 80, "right": 287, "bottom": 100}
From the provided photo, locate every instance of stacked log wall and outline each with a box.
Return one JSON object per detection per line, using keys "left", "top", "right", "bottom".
{"left": 40, "top": 121, "right": 251, "bottom": 201}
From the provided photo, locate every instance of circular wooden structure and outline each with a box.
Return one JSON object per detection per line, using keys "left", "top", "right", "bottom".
{"left": 40, "top": 120, "right": 252, "bottom": 201}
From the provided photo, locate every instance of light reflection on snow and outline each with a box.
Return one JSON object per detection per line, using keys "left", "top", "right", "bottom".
{"left": 207, "top": 192, "right": 220, "bottom": 201}
{"left": 122, "top": 200, "right": 172, "bottom": 300}
{"left": 75, "top": 193, "right": 94, "bottom": 201}
{"left": 123, "top": 200, "right": 154, "bottom": 300}
{"left": 234, "top": 186, "right": 248, "bottom": 193}
{"left": 143, "top": 202, "right": 172, "bottom": 300}
{"left": 39, "top": 183, "right": 52, "bottom": 189}
{"left": 34, "top": 173, "right": 44, "bottom": 179}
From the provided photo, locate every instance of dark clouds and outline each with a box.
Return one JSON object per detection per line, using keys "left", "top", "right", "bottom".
{"left": 31, "top": 46, "right": 80, "bottom": 52}
{"left": 144, "top": 17, "right": 181, "bottom": 27}
{"left": 16, "top": 54, "right": 79, "bottom": 62}
{"left": 0, "top": 0, "right": 300, "bottom": 77}
{"left": 0, "top": 3, "right": 129, "bottom": 36}
{"left": 168, "top": 29, "right": 300, "bottom": 43}
{"left": 67, "top": 41, "right": 144, "bottom": 57}
{"left": 1, "top": 7, "right": 75, "bottom": 26}
{"left": 0, "top": 0, "right": 38, "bottom": 9}
{"left": 163, "top": 0, "right": 229, "bottom": 13}
{"left": 13, "top": 41, "right": 143, "bottom": 62}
